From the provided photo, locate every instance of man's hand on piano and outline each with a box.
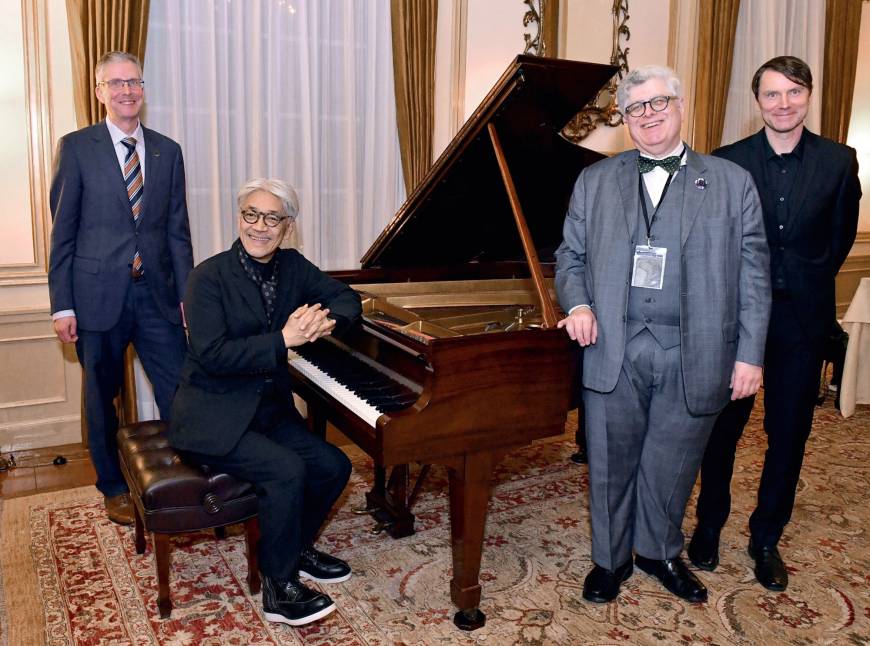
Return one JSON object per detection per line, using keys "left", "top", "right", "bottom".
{"left": 557, "top": 308, "right": 598, "bottom": 347}
{"left": 282, "top": 304, "right": 337, "bottom": 347}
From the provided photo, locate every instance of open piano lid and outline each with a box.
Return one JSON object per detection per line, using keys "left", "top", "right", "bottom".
{"left": 361, "top": 55, "right": 618, "bottom": 270}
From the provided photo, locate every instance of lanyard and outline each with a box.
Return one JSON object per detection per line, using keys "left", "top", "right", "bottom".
{"left": 637, "top": 148, "right": 685, "bottom": 247}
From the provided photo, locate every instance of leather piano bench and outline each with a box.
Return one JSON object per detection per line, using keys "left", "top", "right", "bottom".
{"left": 117, "top": 420, "right": 261, "bottom": 618}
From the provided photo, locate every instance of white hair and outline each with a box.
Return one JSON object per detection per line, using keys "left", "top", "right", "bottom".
{"left": 616, "top": 65, "right": 682, "bottom": 113}
{"left": 237, "top": 178, "right": 300, "bottom": 220}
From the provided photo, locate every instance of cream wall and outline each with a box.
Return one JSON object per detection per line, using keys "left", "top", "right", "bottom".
{"left": 0, "top": 0, "right": 82, "bottom": 454}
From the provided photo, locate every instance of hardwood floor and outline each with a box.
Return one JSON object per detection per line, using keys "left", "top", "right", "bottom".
{"left": 0, "top": 443, "right": 96, "bottom": 499}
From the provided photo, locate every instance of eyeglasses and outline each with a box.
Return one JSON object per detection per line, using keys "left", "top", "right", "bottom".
{"left": 240, "top": 208, "right": 291, "bottom": 228}
{"left": 624, "top": 95, "right": 676, "bottom": 118}
{"left": 98, "top": 78, "right": 145, "bottom": 91}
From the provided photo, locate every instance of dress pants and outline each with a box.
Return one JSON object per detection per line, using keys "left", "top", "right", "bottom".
{"left": 182, "top": 394, "right": 352, "bottom": 581}
{"left": 76, "top": 278, "right": 187, "bottom": 496}
{"left": 584, "top": 329, "right": 717, "bottom": 570}
{"left": 696, "top": 298, "right": 823, "bottom": 547}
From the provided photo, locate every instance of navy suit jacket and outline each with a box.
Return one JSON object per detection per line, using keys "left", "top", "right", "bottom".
{"left": 713, "top": 129, "right": 861, "bottom": 341}
{"left": 168, "top": 244, "right": 362, "bottom": 456}
{"left": 48, "top": 121, "right": 193, "bottom": 330}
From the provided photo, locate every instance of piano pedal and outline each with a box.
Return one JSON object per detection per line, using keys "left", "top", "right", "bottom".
{"left": 352, "top": 504, "right": 379, "bottom": 515}
{"left": 370, "top": 521, "right": 393, "bottom": 535}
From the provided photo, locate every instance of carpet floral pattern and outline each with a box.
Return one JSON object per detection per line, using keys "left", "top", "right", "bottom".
{"left": 2, "top": 402, "right": 869, "bottom": 644}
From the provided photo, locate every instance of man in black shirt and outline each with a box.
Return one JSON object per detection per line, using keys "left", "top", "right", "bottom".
{"left": 688, "top": 56, "right": 861, "bottom": 591}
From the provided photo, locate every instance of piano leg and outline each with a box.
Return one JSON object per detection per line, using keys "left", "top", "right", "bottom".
{"left": 447, "top": 451, "right": 496, "bottom": 631}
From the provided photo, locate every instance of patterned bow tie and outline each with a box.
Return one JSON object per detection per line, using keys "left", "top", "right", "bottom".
{"left": 637, "top": 154, "right": 682, "bottom": 174}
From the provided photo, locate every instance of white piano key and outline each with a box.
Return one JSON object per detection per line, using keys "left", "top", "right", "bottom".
{"left": 288, "top": 351, "right": 382, "bottom": 427}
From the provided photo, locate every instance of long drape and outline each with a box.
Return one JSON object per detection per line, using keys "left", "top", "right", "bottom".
{"left": 65, "top": 0, "right": 150, "bottom": 128}
{"left": 691, "top": 0, "right": 741, "bottom": 153}
{"left": 821, "top": 0, "right": 863, "bottom": 144}
{"left": 390, "top": 0, "right": 437, "bottom": 194}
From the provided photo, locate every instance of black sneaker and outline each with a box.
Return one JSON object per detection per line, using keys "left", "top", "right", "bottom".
{"left": 262, "top": 575, "right": 336, "bottom": 626}
{"left": 298, "top": 546, "right": 352, "bottom": 583}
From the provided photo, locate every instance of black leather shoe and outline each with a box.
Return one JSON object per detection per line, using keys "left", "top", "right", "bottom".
{"left": 748, "top": 540, "right": 788, "bottom": 591}
{"left": 298, "top": 545, "right": 352, "bottom": 583}
{"left": 582, "top": 560, "right": 633, "bottom": 603}
{"left": 687, "top": 526, "right": 720, "bottom": 571}
{"left": 262, "top": 575, "right": 336, "bottom": 626}
{"left": 635, "top": 555, "right": 708, "bottom": 603}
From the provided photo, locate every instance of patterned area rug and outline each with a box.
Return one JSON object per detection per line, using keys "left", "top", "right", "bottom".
{"left": 1, "top": 402, "right": 869, "bottom": 645}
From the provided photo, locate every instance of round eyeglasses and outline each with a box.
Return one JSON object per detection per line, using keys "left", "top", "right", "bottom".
{"left": 240, "top": 208, "right": 291, "bottom": 228}
{"left": 624, "top": 95, "right": 676, "bottom": 118}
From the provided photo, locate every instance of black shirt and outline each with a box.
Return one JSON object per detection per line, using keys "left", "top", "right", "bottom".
{"left": 762, "top": 129, "right": 806, "bottom": 291}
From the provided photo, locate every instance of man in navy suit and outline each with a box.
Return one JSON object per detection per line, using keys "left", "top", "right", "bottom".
{"left": 688, "top": 56, "right": 861, "bottom": 591}
{"left": 48, "top": 51, "right": 193, "bottom": 525}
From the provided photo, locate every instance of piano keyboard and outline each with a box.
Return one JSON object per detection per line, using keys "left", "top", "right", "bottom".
{"left": 288, "top": 341, "right": 420, "bottom": 428}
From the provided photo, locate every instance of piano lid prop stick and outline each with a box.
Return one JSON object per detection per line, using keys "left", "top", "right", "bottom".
{"left": 486, "top": 122, "right": 559, "bottom": 329}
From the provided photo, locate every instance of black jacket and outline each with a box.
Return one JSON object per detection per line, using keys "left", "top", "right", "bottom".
{"left": 713, "top": 129, "right": 861, "bottom": 340}
{"left": 169, "top": 242, "right": 361, "bottom": 456}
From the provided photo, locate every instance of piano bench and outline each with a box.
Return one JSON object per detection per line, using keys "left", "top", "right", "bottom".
{"left": 116, "top": 420, "right": 261, "bottom": 619}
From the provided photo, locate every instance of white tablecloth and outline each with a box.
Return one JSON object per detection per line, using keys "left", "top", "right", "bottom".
{"left": 840, "top": 277, "right": 870, "bottom": 418}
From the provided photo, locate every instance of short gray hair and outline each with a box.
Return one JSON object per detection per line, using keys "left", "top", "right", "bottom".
{"left": 95, "top": 51, "right": 143, "bottom": 82}
{"left": 237, "top": 178, "right": 300, "bottom": 220}
{"left": 616, "top": 65, "right": 682, "bottom": 113}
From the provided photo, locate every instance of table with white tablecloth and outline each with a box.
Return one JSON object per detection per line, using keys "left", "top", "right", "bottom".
{"left": 840, "top": 277, "right": 870, "bottom": 418}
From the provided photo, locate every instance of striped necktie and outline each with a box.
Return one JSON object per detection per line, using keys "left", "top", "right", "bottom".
{"left": 121, "top": 136, "right": 144, "bottom": 277}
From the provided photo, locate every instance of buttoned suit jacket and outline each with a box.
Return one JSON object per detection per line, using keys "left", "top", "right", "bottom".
{"left": 48, "top": 121, "right": 193, "bottom": 330}
{"left": 555, "top": 147, "right": 771, "bottom": 415}
{"left": 168, "top": 245, "right": 363, "bottom": 457}
{"left": 713, "top": 129, "right": 861, "bottom": 341}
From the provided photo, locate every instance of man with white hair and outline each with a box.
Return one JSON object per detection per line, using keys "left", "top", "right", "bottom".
{"left": 555, "top": 65, "right": 771, "bottom": 603}
{"left": 169, "top": 178, "right": 362, "bottom": 626}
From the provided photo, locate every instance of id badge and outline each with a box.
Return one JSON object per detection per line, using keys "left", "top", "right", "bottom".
{"left": 631, "top": 245, "right": 667, "bottom": 290}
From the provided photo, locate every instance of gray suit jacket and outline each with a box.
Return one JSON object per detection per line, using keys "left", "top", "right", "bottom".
{"left": 555, "top": 147, "right": 771, "bottom": 415}
{"left": 48, "top": 121, "right": 193, "bottom": 330}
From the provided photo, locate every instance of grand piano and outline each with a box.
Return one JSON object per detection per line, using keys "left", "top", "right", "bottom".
{"left": 287, "top": 55, "right": 616, "bottom": 630}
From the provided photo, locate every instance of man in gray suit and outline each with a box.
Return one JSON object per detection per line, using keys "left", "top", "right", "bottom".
{"left": 555, "top": 65, "right": 770, "bottom": 604}
{"left": 49, "top": 51, "right": 193, "bottom": 525}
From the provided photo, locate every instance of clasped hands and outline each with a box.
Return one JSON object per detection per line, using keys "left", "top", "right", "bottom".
{"left": 282, "top": 303, "right": 335, "bottom": 347}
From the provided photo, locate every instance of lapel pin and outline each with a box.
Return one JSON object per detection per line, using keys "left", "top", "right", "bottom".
{"left": 694, "top": 177, "right": 707, "bottom": 189}
{"left": 152, "top": 151, "right": 160, "bottom": 157}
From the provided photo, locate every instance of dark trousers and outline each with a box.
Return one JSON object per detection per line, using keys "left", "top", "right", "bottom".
{"left": 76, "top": 278, "right": 187, "bottom": 496}
{"left": 696, "top": 298, "right": 823, "bottom": 547}
{"left": 182, "top": 396, "right": 352, "bottom": 581}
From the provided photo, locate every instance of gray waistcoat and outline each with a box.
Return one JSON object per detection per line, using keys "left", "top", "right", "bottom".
{"left": 626, "top": 170, "right": 686, "bottom": 349}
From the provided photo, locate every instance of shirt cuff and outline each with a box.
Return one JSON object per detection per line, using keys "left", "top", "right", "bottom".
{"left": 52, "top": 310, "right": 76, "bottom": 320}
{"left": 568, "top": 304, "right": 592, "bottom": 315}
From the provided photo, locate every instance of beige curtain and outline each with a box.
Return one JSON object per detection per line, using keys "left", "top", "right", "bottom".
{"left": 821, "top": 0, "right": 862, "bottom": 144}
{"left": 66, "top": 0, "right": 150, "bottom": 128}
{"left": 390, "top": 0, "right": 437, "bottom": 194}
{"left": 692, "top": 0, "right": 740, "bottom": 153}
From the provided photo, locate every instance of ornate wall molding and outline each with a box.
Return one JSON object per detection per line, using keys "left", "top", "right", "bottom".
{"left": 560, "top": 0, "right": 630, "bottom": 143}
{"left": 523, "top": 0, "right": 558, "bottom": 57}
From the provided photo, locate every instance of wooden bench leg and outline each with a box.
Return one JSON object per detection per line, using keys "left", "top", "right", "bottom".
{"left": 245, "top": 517, "right": 261, "bottom": 594}
{"left": 154, "top": 532, "right": 173, "bottom": 618}
{"left": 134, "top": 505, "right": 146, "bottom": 554}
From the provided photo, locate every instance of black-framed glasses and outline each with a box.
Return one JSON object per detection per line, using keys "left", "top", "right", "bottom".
{"left": 98, "top": 78, "right": 145, "bottom": 91}
{"left": 624, "top": 95, "right": 676, "bottom": 118}
{"left": 240, "top": 208, "right": 291, "bottom": 228}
